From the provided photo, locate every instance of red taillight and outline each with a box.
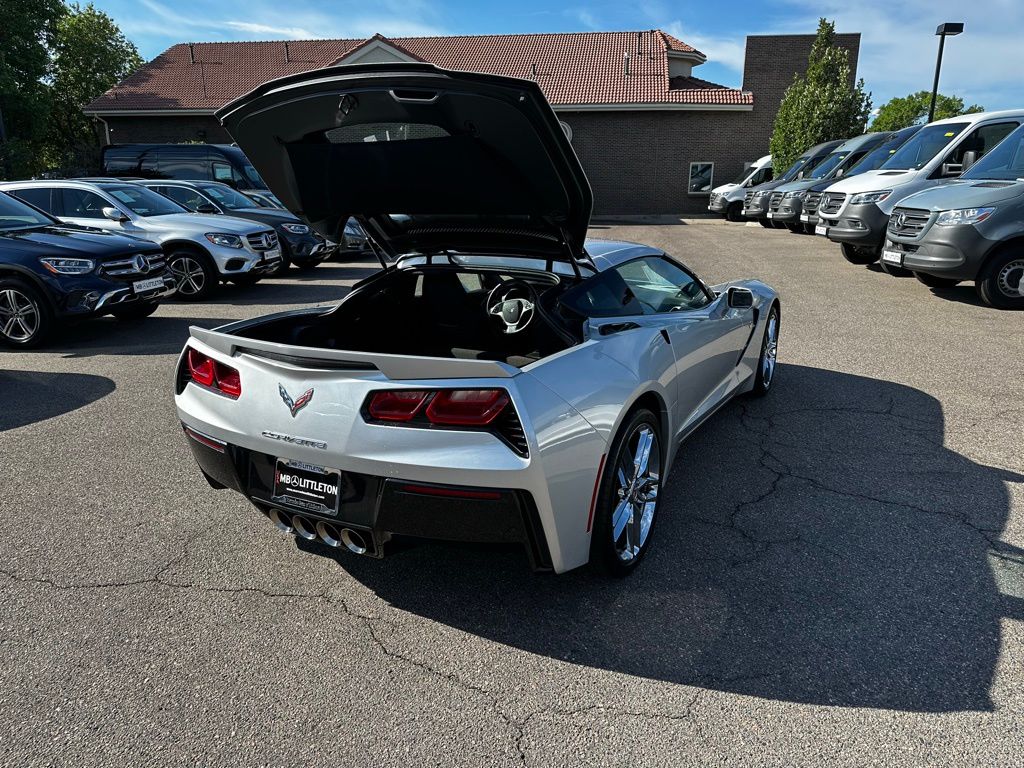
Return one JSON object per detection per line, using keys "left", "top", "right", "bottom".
{"left": 425, "top": 389, "right": 509, "bottom": 426}
{"left": 186, "top": 347, "right": 241, "bottom": 399}
{"left": 368, "top": 390, "right": 429, "bottom": 421}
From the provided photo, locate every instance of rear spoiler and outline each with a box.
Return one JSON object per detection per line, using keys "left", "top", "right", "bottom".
{"left": 190, "top": 326, "right": 518, "bottom": 380}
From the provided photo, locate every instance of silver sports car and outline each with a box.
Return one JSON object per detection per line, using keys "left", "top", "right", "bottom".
{"left": 175, "top": 64, "right": 780, "bottom": 575}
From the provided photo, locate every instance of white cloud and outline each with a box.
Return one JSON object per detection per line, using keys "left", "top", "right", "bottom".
{"left": 661, "top": 22, "right": 746, "bottom": 73}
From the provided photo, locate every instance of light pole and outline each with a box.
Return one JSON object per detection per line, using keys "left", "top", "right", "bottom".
{"left": 928, "top": 22, "right": 964, "bottom": 123}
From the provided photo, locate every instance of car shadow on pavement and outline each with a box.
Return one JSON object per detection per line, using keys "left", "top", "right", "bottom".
{"left": 0, "top": 370, "right": 115, "bottom": 431}
{"left": 18, "top": 316, "right": 229, "bottom": 358}
{"left": 306, "top": 363, "right": 1024, "bottom": 713}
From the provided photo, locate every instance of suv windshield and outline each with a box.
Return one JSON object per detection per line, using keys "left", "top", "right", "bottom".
{"left": 0, "top": 193, "right": 55, "bottom": 231}
{"left": 104, "top": 185, "right": 186, "bottom": 217}
{"left": 881, "top": 123, "right": 968, "bottom": 171}
{"left": 961, "top": 123, "right": 1024, "bottom": 180}
{"left": 199, "top": 184, "right": 257, "bottom": 210}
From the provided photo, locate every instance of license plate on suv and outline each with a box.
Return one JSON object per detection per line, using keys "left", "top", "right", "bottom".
{"left": 814, "top": 224, "right": 828, "bottom": 236}
{"left": 272, "top": 459, "right": 341, "bottom": 516}
{"left": 881, "top": 248, "right": 904, "bottom": 266}
{"left": 133, "top": 277, "right": 165, "bottom": 294}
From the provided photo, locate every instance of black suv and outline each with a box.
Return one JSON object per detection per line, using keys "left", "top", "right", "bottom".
{"left": 0, "top": 191, "right": 173, "bottom": 348}
{"left": 140, "top": 180, "right": 329, "bottom": 272}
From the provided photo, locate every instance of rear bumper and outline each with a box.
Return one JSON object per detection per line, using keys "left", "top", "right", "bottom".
{"left": 182, "top": 424, "right": 554, "bottom": 570}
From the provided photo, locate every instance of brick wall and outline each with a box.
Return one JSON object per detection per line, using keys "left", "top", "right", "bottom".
{"left": 100, "top": 115, "right": 232, "bottom": 144}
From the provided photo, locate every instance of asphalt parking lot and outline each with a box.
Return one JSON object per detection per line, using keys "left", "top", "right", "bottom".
{"left": 2, "top": 220, "right": 1023, "bottom": 766}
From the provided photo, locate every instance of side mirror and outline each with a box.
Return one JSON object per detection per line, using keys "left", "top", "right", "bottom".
{"left": 102, "top": 206, "right": 128, "bottom": 222}
{"left": 796, "top": 170, "right": 805, "bottom": 179}
{"left": 727, "top": 287, "right": 754, "bottom": 309}
{"left": 834, "top": 167, "right": 844, "bottom": 178}
{"left": 195, "top": 202, "right": 219, "bottom": 214}
{"left": 961, "top": 150, "right": 979, "bottom": 172}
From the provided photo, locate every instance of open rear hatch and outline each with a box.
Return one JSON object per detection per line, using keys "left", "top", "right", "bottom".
{"left": 216, "top": 63, "right": 593, "bottom": 269}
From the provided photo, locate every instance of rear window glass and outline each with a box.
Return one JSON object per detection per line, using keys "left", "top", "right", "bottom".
{"left": 325, "top": 123, "right": 450, "bottom": 143}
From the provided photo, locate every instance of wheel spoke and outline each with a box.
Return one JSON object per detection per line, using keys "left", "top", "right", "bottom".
{"left": 612, "top": 498, "right": 632, "bottom": 541}
{"left": 1, "top": 316, "right": 16, "bottom": 337}
{"left": 633, "top": 427, "right": 653, "bottom": 478}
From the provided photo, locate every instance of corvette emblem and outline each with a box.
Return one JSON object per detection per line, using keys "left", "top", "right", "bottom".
{"left": 279, "top": 384, "right": 314, "bottom": 417}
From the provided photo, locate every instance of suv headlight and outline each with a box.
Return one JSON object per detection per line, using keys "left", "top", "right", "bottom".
{"left": 280, "top": 223, "right": 310, "bottom": 235}
{"left": 850, "top": 190, "right": 892, "bottom": 205}
{"left": 935, "top": 207, "right": 996, "bottom": 227}
{"left": 205, "top": 233, "right": 243, "bottom": 248}
{"left": 39, "top": 257, "right": 95, "bottom": 275}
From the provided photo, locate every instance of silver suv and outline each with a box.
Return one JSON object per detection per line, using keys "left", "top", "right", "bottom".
{"left": 0, "top": 180, "right": 281, "bottom": 300}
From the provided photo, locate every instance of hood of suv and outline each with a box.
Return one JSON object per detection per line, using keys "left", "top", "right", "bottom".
{"left": 0, "top": 225, "right": 159, "bottom": 259}
{"left": 216, "top": 63, "right": 593, "bottom": 265}
{"left": 896, "top": 179, "right": 1024, "bottom": 211}
{"left": 138, "top": 213, "right": 268, "bottom": 236}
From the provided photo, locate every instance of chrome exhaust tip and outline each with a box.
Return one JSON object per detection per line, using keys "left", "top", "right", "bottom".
{"left": 340, "top": 528, "right": 368, "bottom": 555}
{"left": 291, "top": 514, "right": 318, "bottom": 541}
{"left": 315, "top": 521, "right": 344, "bottom": 548}
{"left": 269, "top": 508, "right": 294, "bottom": 534}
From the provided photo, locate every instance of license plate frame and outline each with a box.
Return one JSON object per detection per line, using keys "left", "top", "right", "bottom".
{"left": 132, "top": 277, "right": 165, "bottom": 294}
{"left": 766, "top": 211, "right": 774, "bottom": 219}
{"left": 272, "top": 458, "right": 341, "bottom": 517}
{"left": 800, "top": 214, "right": 811, "bottom": 223}
{"left": 881, "top": 249, "right": 904, "bottom": 266}
{"left": 814, "top": 224, "right": 828, "bottom": 236}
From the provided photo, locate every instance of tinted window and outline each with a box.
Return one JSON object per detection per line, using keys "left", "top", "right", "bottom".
{"left": 882, "top": 122, "right": 968, "bottom": 170}
{"left": 0, "top": 193, "right": 55, "bottom": 230}
{"left": 616, "top": 257, "right": 711, "bottom": 313}
{"left": 103, "top": 185, "right": 185, "bottom": 216}
{"left": 103, "top": 147, "right": 141, "bottom": 174}
{"left": 559, "top": 269, "right": 644, "bottom": 318}
{"left": 156, "top": 148, "right": 210, "bottom": 180}
{"left": 947, "top": 121, "right": 1019, "bottom": 165}
{"left": 749, "top": 166, "right": 773, "bottom": 185}
{"left": 10, "top": 187, "right": 52, "bottom": 213}
{"left": 159, "top": 185, "right": 210, "bottom": 211}
{"left": 962, "top": 123, "right": 1024, "bottom": 180}
{"left": 199, "top": 184, "right": 255, "bottom": 209}
{"left": 846, "top": 129, "right": 917, "bottom": 174}
{"left": 61, "top": 188, "right": 111, "bottom": 219}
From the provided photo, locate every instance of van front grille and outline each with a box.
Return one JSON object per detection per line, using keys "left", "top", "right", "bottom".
{"left": 803, "top": 192, "right": 822, "bottom": 215}
{"left": 819, "top": 192, "right": 846, "bottom": 216}
{"left": 888, "top": 207, "right": 931, "bottom": 237}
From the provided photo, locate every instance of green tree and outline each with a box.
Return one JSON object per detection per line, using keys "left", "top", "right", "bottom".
{"left": 769, "top": 19, "right": 872, "bottom": 173}
{"left": 46, "top": 3, "right": 143, "bottom": 175}
{"left": 870, "top": 91, "right": 984, "bottom": 132}
{"left": 0, "top": 0, "right": 65, "bottom": 178}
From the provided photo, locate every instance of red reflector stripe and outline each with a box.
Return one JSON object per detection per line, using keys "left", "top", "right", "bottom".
{"left": 183, "top": 425, "right": 226, "bottom": 453}
{"left": 399, "top": 484, "right": 502, "bottom": 501}
{"left": 586, "top": 453, "right": 607, "bottom": 533}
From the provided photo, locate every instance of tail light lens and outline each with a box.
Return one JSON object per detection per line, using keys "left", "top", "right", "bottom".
{"left": 425, "top": 389, "right": 509, "bottom": 425}
{"left": 368, "top": 390, "right": 429, "bottom": 421}
{"left": 186, "top": 347, "right": 241, "bottom": 399}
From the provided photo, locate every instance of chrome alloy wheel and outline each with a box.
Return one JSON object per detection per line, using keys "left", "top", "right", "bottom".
{"left": 762, "top": 311, "right": 779, "bottom": 388}
{"left": 0, "top": 288, "right": 41, "bottom": 343}
{"left": 996, "top": 258, "right": 1024, "bottom": 299}
{"left": 169, "top": 255, "right": 207, "bottom": 297}
{"left": 612, "top": 424, "right": 660, "bottom": 562}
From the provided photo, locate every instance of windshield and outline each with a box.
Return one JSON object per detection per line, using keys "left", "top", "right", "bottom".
{"left": 105, "top": 185, "right": 186, "bottom": 217}
{"left": 0, "top": 192, "right": 55, "bottom": 231}
{"left": 241, "top": 162, "right": 267, "bottom": 190}
{"left": 779, "top": 155, "right": 813, "bottom": 183}
{"left": 881, "top": 123, "right": 968, "bottom": 171}
{"left": 808, "top": 152, "right": 848, "bottom": 179}
{"left": 846, "top": 130, "right": 917, "bottom": 174}
{"left": 961, "top": 123, "right": 1024, "bottom": 180}
{"left": 199, "top": 184, "right": 258, "bottom": 210}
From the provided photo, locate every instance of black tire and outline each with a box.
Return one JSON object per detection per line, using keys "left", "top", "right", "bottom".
{"left": 590, "top": 407, "right": 663, "bottom": 577}
{"left": 167, "top": 249, "right": 216, "bottom": 301}
{"left": 758, "top": 220, "right": 774, "bottom": 229}
{"left": 914, "top": 271, "right": 960, "bottom": 289}
{"left": 110, "top": 300, "right": 159, "bottom": 321}
{"left": 840, "top": 243, "right": 879, "bottom": 265}
{"left": 878, "top": 262, "right": 913, "bottom": 277}
{"left": 231, "top": 273, "right": 262, "bottom": 287}
{"left": 785, "top": 223, "right": 803, "bottom": 233}
{"left": 725, "top": 202, "right": 744, "bottom": 222}
{"left": 0, "top": 277, "right": 53, "bottom": 348}
{"left": 803, "top": 224, "right": 816, "bottom": 234}
{"left": 291, "top": 259, "right": 320, "bottom": 272}
{"left": 748, "top": 304, "right": 780, "bottom": 397}
{"left": 976, "top": 249, "right": 1024, "bottom": 309}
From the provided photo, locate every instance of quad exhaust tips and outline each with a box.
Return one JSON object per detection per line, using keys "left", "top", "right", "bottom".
{"left": 266, "top": 508, "right": 372, "bottom": 555}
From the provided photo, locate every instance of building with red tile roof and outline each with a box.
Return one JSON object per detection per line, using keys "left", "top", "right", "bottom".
{"left": 86, "top": 30, "right": 860, "bottom": 215}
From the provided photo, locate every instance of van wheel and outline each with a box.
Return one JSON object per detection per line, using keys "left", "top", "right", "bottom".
{"left": 976, "top": 250, "right": 1024, "bottom": 309}
{"left": 0, "top": 278, "right": 52, "bottom": 348}
{"left": 591, "top": 408, "right": 663, "bottom": 577}
{"left": 725, "top": 202, "right": 744, "bottom": 222}
{"left": 914, "top": 272, "right": 960, "bottom": 289}
{"left": 840, "top": 243, "right": 879, "bottom": 265}
{"left": 168, "top": 250, "right": 216, "bottom": 301}
{"left": 758, "top": 220, "right": 774, "bottom": 229}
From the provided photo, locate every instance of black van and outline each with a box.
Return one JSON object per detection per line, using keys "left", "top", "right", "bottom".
{"left": 100, "top": 144, "right": 275, "bottom": 198}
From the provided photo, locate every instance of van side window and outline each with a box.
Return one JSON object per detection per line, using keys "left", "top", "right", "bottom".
{"left": 948, "top": 122, "right": 1019, "bottom": 165}
{"left": 212, "top": 162, "right": 238, "bottom": 184}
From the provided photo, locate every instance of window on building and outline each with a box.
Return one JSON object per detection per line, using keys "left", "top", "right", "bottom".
{"left": 688, "top": 162, "right": 714, "bottom": 195}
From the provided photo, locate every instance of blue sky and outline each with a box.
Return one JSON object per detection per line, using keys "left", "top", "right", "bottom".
{"left": 91, "top": 0, "right": 1023, "bottom": 112}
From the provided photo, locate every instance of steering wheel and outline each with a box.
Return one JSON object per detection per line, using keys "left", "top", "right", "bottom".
{"left": 486, "top": 278, "right": 538, "bottom": 335}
